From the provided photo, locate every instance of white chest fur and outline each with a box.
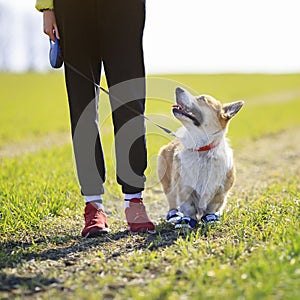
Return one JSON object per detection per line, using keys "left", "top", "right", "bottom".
{"left": 177, "top": 138, "right": 233, "bottom": 201}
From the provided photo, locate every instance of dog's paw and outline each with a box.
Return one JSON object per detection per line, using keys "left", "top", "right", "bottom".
{"left": 174, "top": 216, "right": 198, "bottom": 229}
{"left": 166, "top": 209, "right": 184, "bottom": 223}
{"left": 201, "top": 214, "right": 220, "bottom": 225}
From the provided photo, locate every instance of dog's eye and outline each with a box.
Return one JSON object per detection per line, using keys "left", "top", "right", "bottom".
{"left": 198, "top": 96, "right": 206, "bottom": 103}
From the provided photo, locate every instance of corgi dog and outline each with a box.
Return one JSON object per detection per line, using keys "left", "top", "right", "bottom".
{"left": 157, "top": 87, "right": 244, "bottom": 228}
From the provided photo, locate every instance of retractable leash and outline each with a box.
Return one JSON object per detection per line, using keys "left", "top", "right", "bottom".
{"left": 49, "top": 36, "right": 63, "bottom": 68}
{"left": 65, "top": 61, "right": 177, "bottom": 137}
{"left": 49, "top": 36, "right": 176, "bottom": 136}
{"left": 48, "top": 36, "right": 224, "bottom": 142}
{"left": 97, "top": 82, "right": 176, "bottom": 137}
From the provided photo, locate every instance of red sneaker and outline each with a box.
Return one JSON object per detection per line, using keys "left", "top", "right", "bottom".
{"left": 125, "top": 198, "right": 156, "bottom": 234}
{"left": 81, "top": 203, "right": 109, "bottom": 238}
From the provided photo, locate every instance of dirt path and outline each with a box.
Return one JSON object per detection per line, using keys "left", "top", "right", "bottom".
{"left": 234, "top": 127, "right": 300, "bottom": 194}
{"left": 248, "top": 87, "right": 300, "bottom": 105}
{"left": 0, "top": 132, "right": 70, "bottom": 158}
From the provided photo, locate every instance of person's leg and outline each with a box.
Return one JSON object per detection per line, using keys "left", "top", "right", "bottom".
{"left": 102, "top": 0, "right": 147, "bottom": 195}
{"left": 54, "top": 0, "right": 105, "bottom": 197}
{"left": 54, "top": 0, "right": 109, "bottom": 237}
{"left": 101, "top": 0, "right": 155, "bottom": 233}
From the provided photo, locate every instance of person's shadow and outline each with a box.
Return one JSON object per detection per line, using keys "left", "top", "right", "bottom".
{"left": 0, "top": 220, "right": 204, "bottom": 294}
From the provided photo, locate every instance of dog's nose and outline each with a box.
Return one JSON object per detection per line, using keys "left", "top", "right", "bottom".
{"left": 176, "top": 87, "right": 185, "bottom": 96}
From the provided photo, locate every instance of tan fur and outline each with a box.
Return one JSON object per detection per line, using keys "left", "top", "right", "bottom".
{"left": 157, "top": 87, "right": 244, "bottom": 220}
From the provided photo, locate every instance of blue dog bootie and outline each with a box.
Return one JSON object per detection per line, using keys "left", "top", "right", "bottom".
{"left": 175, "top": 216, "right": 198, "bottom": 229}
{"left": 49, "top": 35, "right": 63, "bottom": 68}
{"left": 166, "top": 209, "right": 184, "bottom": 223}
{"left": 201, "top": 213, "right": 220, "bottom": 225}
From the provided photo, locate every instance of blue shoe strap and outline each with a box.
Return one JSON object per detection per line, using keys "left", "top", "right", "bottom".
{"left": 201, "top": 214, "right": 220, "bottom": 223}
{"left": 179, "top": 216, "right": 198, "bottom": 228}
{"left": 166, "top": 209, "right": 182, "bottom": 221}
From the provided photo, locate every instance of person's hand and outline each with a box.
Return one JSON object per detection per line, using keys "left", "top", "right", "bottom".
{"left": 43, "top": 10, "right": 60, "bottom": 42}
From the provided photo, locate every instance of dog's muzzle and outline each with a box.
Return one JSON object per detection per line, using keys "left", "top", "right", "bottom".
{"left": 172, "top": 104, "right": 201, "bottom": 126}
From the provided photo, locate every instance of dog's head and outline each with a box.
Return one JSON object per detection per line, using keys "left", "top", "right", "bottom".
{"left": 173, "top": 87, "right": 244, "bottom": 134}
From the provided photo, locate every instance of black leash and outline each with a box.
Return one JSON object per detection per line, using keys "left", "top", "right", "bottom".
{"left": 64, "top": 61, "right": 176, "bottom": 137}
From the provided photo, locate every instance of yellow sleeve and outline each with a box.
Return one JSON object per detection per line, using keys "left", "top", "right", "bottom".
{"left": 35, "top": 0, "right": 54, "bottom": 11}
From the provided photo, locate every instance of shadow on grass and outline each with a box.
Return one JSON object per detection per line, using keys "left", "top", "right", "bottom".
{"left": 0, "top": 273, "right": 59, "bottom": 295}
{"left": 0, "top": 220, "right": 201, "bottom": 270}
{"left": 0, "top": 221, "right": 211, "bottom": 296}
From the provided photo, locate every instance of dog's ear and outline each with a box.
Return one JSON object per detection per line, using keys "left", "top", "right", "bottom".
{"left": 222, "top": 101, "right": 244, "bottom": 120}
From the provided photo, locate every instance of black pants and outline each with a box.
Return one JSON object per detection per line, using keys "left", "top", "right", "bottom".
{"left": 54, "top": 0, "right": 147, "bottom": 195}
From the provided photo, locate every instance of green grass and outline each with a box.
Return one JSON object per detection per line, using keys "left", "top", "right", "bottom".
{"left": 0, "top": 73, "right": 300, "bottom": 299}
{"left": 0, "top": 73, "right": 69, "bottom": 146}
{"left": 1, "top": 73, "right": 300, "bottom": 147}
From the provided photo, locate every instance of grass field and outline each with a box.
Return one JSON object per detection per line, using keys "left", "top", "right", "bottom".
{"left": 0, "top": 72, "right": 300, "bottom": 299}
